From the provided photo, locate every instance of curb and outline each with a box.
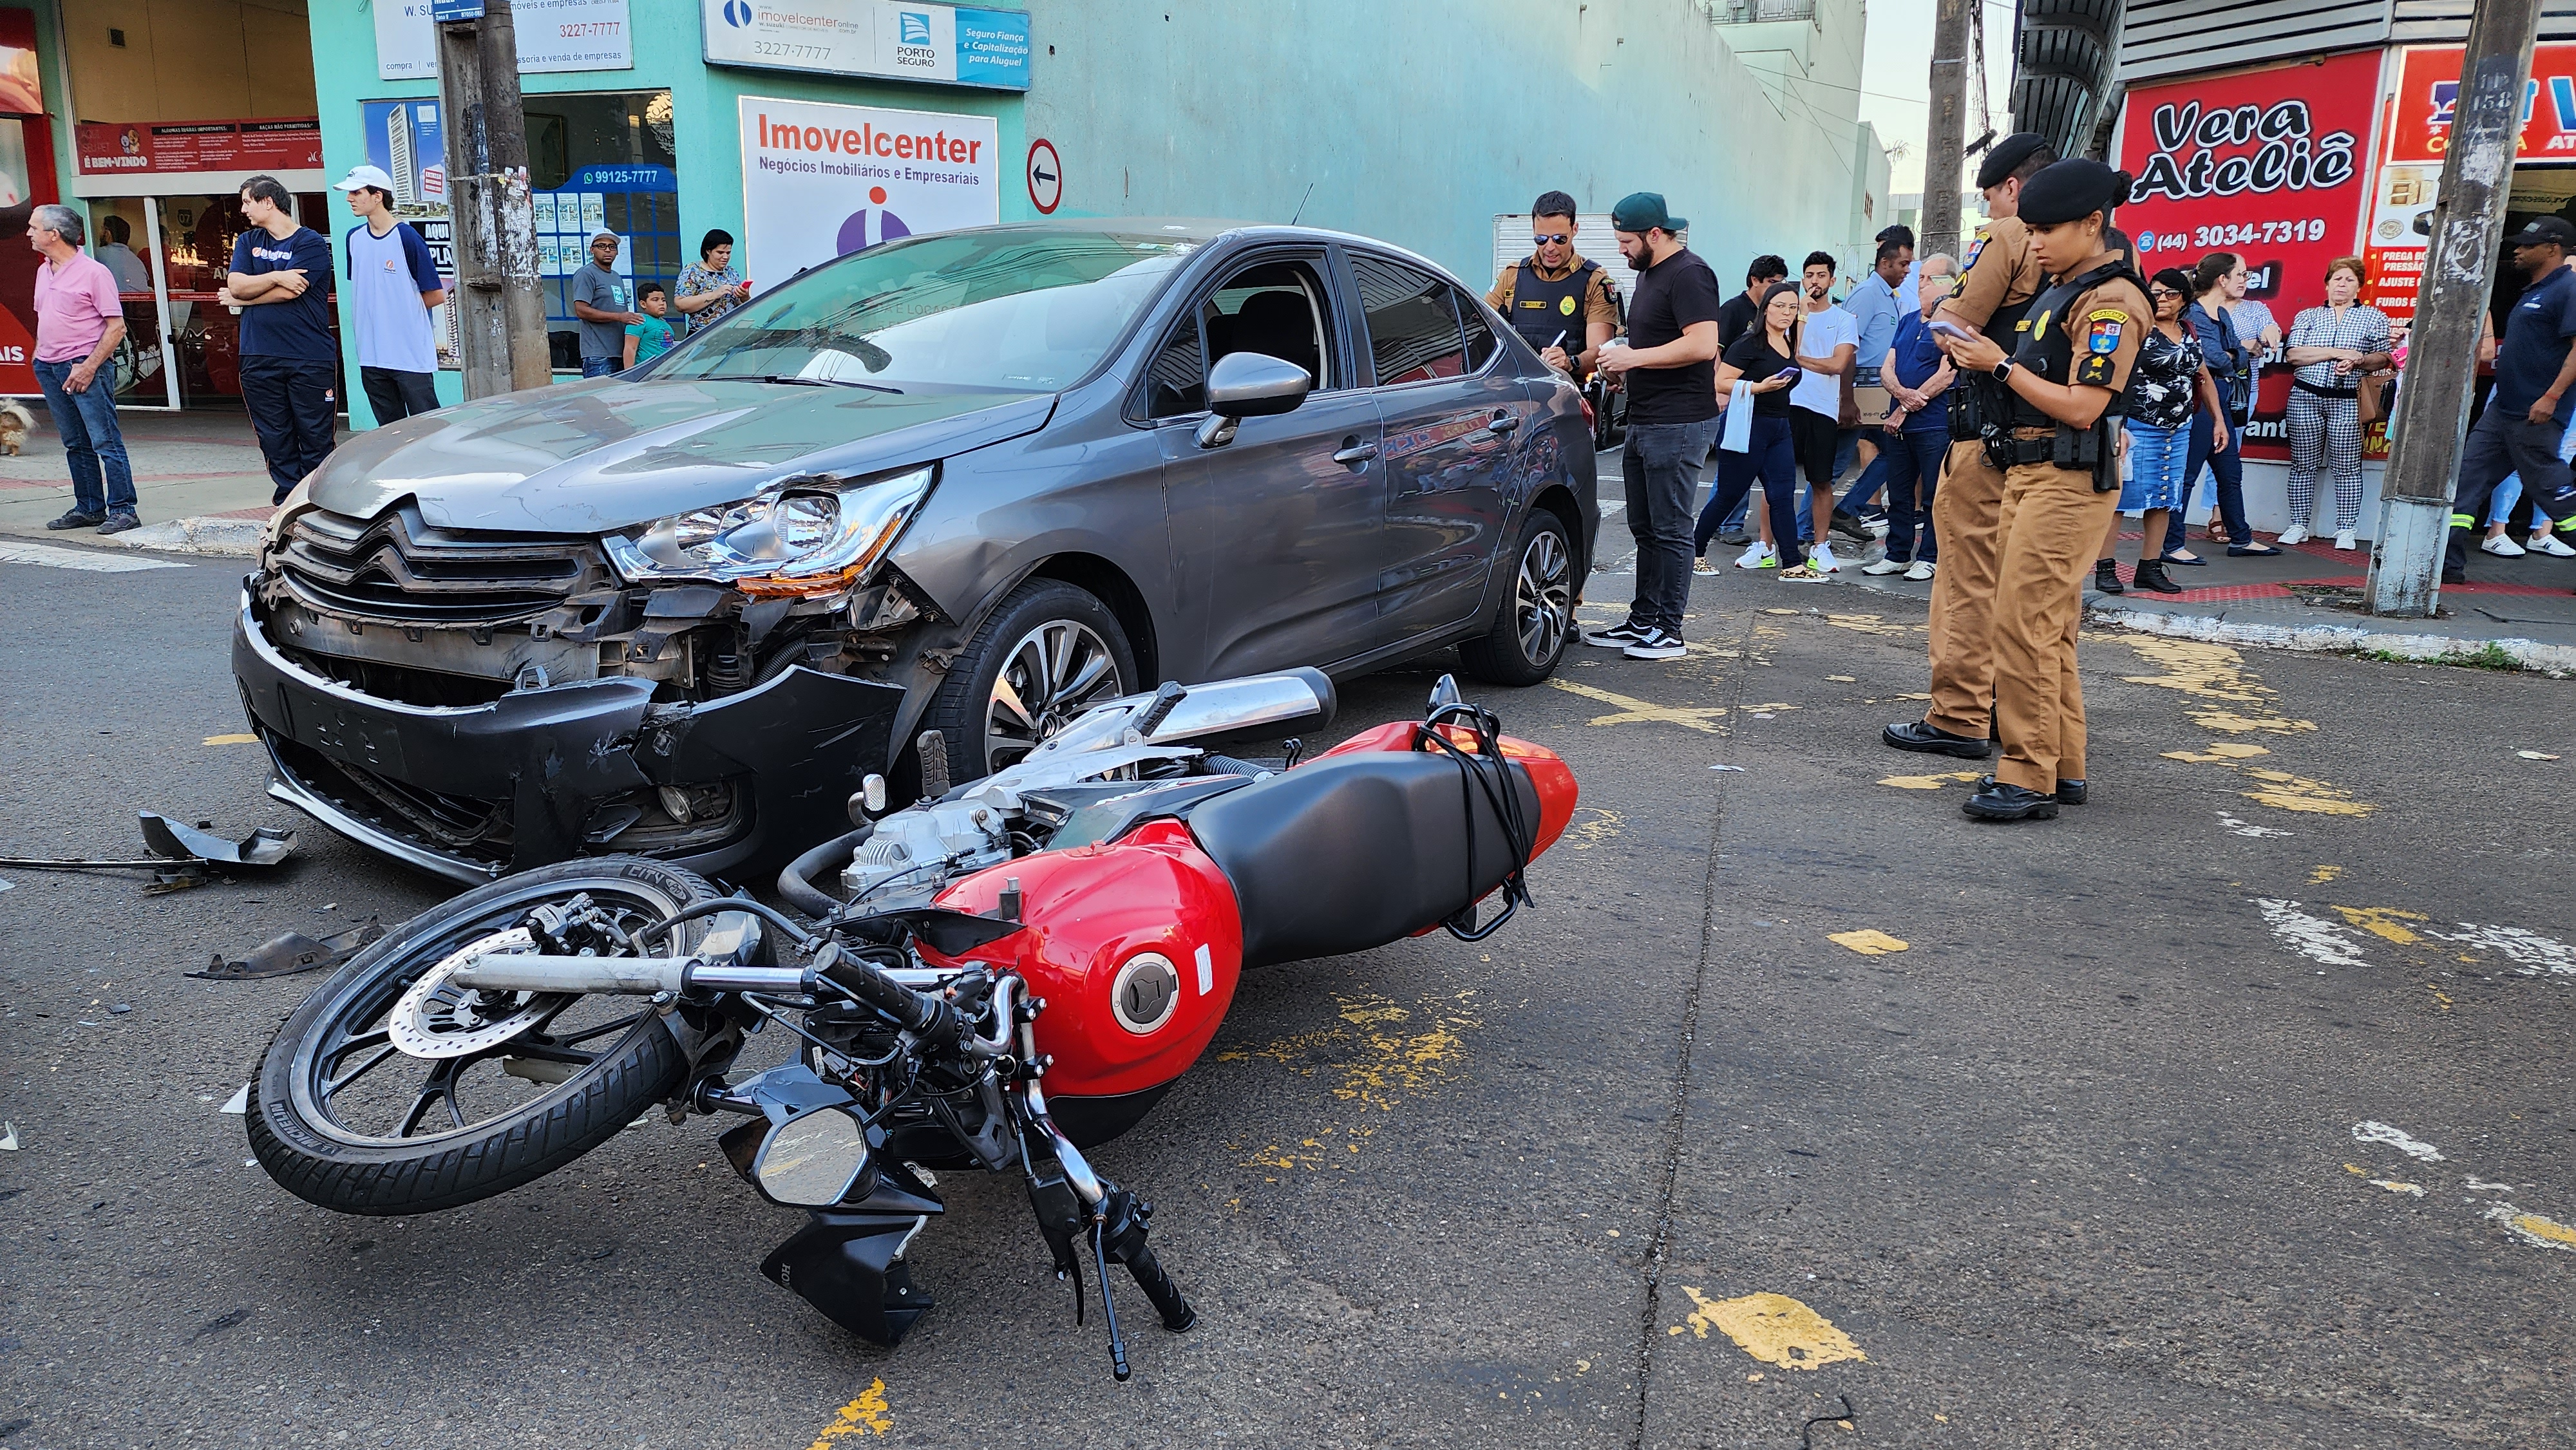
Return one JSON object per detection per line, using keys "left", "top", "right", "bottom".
{"left": 2086, "top": 602, "right": 2576, "bottom": 674}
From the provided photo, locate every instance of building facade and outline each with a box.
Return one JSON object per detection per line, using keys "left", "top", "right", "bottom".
{"left": 2110, "top": 1, "right": 2576, "bottom": 538}
{"left": 28, "top": 0, "right": 1888, "bottom": 424}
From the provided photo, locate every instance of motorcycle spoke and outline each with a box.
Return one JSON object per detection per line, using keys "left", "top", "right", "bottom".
{"left": 317, "top": 1027, "right": 392, "bottom": 1071}
{"left": 319, "top": 1044, "right": 401, "bottom": 1102}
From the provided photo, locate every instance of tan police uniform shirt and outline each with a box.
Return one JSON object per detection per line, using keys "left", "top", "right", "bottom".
{"left": 1935, "top": 216, "right": 2046, "bottom": 334}
{"left": 1486, "top": 256, "right": 1621, "bottom": 332}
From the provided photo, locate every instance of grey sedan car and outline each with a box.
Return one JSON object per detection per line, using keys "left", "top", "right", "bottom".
{"left": 231, "top": 220, "right": 1598, "bottom": 882}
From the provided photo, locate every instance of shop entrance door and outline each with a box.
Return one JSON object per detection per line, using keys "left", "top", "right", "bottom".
{"left": 87, "top": 190, "right": 338, "bottom": 411}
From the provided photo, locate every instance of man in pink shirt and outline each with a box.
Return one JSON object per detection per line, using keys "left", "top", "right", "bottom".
{"left": 30, "top": 203, "right": 138, "bottom": 534}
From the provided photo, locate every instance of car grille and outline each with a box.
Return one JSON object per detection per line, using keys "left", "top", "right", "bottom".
{"left": 278, "top": 504, "right": 610, "bottom": 623}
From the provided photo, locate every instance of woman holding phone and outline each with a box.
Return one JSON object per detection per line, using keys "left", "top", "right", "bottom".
{"left": 2096, "top": 267, "right": 2226, "bottom": 595}
{"left": 1696, "top": 282, "right": 1815, "bottom": 577}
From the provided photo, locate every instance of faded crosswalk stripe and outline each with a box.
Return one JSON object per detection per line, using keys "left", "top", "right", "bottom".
{"left": 0, "top": 540, "right": 187, "bottom": 573}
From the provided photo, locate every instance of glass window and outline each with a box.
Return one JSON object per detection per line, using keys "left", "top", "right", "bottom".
{"left": 1135, "top": 258, "right": 1333, "bottom": 419}
{"left": 1142, "top": 317, "right": 1205, "bottom": 417}
{"left": 1457, "top": 288, "right": 1500, "bottom": 372}
{"left": 1352, "top": 256, "right": 1464, "bottom": 386}
{"left": 663, "top": 227, "right": 1192, "bottom": 396}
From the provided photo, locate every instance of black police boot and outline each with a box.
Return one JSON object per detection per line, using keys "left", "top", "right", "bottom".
{"left": 1980, "top": 774, "right": 2085, "bottom": 804}
{"left": 2094, "top": 559, "right": 2125, "bottom": 595}
{"left": 1963, "top": 779, "right": 2059, "bottom": 821}
{"left": 1883, "top": 719, "right": 1992, "bottom": 759}
{"left": 2132, "top": 558, "right": 2183, "bottom": 594}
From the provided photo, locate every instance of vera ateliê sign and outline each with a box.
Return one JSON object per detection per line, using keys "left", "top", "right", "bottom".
{"left": 2114, "top": 51, "right": 2379, "bottom": 461}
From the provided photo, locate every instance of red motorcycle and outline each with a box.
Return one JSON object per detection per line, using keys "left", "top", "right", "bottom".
{"left": 247, "top": 671, "right": 1577, "bottom": 1379}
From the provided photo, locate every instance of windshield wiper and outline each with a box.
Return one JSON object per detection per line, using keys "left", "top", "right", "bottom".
{"left": 704, "top": 372, "right": 904, "bottom": 395}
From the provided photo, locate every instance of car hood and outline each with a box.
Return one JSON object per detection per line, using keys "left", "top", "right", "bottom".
{"left": 304, "top": 377, "right": 1057, "bottom": 534}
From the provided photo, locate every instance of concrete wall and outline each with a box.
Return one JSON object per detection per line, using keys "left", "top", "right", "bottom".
{"left": 1019, "top": 0, "right": 1886, "bottom": 288}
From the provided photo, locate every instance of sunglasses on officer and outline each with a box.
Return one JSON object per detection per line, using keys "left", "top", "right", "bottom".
{"left": 1533, "top": 232, "right": 1571, "bottom": 246}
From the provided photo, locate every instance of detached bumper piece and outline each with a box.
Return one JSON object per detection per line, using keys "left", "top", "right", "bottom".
{"left": 232, "top": 592, "right": 904, "bottom": 882}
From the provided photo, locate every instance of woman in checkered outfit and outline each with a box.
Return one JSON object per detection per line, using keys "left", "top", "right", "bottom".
{"left": 2280, "top": 258, "right": 2394, "bottom": 549}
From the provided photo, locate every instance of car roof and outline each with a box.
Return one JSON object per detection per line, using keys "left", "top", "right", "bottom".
{"left": 966, "top": 218, "right": 1461, "bottom": 282}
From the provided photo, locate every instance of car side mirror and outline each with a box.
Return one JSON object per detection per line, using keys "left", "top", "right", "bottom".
{"left": 1195, "top": 350, "right": 1312, "bottom": 449}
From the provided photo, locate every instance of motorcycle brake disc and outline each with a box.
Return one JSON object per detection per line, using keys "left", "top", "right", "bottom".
{"left": 388, "top": 928, "right": 569, "bottom": 1060}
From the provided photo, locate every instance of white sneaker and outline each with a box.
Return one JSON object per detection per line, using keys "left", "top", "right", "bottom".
{"left": 2334, "top": 529, "right": 2357, "bottom": 551}
{"left": 1811, "top": 541, "right": 1843, "bottom": 573}
{"left": 1861, "top": 555, "right": 1909, "bottom": 576}
{"left": 2277, "top": 525, "right": 2311, "bottom": 547}
{"left": 1622, "top": 626, "right": 1688, "bottom": 660}
{"left": 2530, "top": 532, "right": 2576, "bottom": 558}
{"left": 1734, "top": 541, "right": 1777, "bottom": 570}
{"left": 2483, "top": 534, "right": 2529, "bottom": 558}
{"left": 1904, "top": 559, "right": 1937, "bottom": 581}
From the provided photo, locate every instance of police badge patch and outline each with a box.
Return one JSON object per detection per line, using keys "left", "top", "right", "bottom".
{"left": 1559, "top": 294, "right": 1578, "bottom": 315}
{"left": 2085, "top": 309, "right": 2125, "bottom": 354}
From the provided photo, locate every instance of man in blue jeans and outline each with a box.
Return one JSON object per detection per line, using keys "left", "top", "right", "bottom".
{"left": 1588, "top": 193, "right": 1724, "bottom": 661}
{"left": 571, "top": 231, "right": 644, "bottom": 378}
{"left": 28, "top": 204, "right": 140, "bottom": 534}
{"left": 1859, "top": 253, "right": 1958, "bottom": 580}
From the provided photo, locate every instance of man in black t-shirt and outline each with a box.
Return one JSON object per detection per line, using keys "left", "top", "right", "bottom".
{"left": 1717, "top": 254, "right": 1788, "bottom": 348}
{"left": 1587, "top": 192, "right": 1725, "bottom": 661}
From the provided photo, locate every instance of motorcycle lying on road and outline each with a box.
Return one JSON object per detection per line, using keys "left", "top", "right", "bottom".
{"left": 247, "top": 670, "right": 1579, "bottom": 1379}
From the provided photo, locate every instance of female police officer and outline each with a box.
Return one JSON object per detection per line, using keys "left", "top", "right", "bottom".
{"left": 1931, "top": 158, "right": 2150, "bottom": 822}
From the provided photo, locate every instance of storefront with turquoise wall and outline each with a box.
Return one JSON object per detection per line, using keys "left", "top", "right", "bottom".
{"left": 303, "top": 0, "right": 1029, "bottom": 424}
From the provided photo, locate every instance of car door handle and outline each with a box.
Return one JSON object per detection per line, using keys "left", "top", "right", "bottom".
{"left": 1332, "top": 439, "right": 1379, "bottom": 466}
{"left": 1485, "top": 412, "right": 1520, "bottom": 434}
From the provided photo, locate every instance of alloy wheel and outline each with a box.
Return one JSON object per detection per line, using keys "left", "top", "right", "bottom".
{"left": 986, "top": 619, "right": 1124, "bottom": 771}
{"left": 1513, "top": 527, "right": 1573, "bottom": 665}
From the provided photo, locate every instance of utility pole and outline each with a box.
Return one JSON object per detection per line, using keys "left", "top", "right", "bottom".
{"left": 1921, "top": 0, "right": 1972, "bottom": 262}
{"left": 434, "top": 0, "right": 551, "bottom": 399}
{"left": 2367, "top": 0, "right": 2543, "bottom": 616}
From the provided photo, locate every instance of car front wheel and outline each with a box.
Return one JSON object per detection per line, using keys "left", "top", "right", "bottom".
{"left": 924, "top": 578, "right": 1138, "bottom": 785}
{"left": 1458, "top": 510, "right": 1575, "bottom": 687}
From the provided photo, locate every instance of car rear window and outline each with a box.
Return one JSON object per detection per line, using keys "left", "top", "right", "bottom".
{"left": 1352, "top": 257, "right": 1466, "bottom": 386}
{"left": 661, "top": 228, "right": 1192, "bottom": 395}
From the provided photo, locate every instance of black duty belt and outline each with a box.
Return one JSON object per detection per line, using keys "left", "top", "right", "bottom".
{"left": 2292, "top": 380, "right": 2358, "bottom": 400}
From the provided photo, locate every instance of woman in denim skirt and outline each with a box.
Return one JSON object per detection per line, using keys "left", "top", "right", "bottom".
{"left": 2097, "top": 268, "right": 2224, "bottom": 596}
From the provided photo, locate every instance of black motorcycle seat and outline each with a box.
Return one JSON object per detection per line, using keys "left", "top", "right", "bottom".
{"left": 1186, "top": 745, "right": 1539, "bottom": 970}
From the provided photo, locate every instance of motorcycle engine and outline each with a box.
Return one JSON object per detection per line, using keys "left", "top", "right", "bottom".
{"left": 842, "top": 798, "right": 1014, "bottom": 902}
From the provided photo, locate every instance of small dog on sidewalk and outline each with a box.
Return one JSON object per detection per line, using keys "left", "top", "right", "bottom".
{"left": 0, "top": 399, "right": 32, "bottom": 455}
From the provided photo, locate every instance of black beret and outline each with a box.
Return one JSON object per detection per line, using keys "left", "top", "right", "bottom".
{"left": 2018, "top": 159, "right": 2131, "bottom": 227}
{"left": 1975, "top": 133, "right": 2052, "bottom": 190}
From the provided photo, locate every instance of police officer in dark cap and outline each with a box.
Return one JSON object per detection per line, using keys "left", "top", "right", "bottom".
{"left": 1882, "top": 131, "right": 2056, "bottom": 766}
{"left": 1928, "top": 157, "right": 2150, "bottom": 822}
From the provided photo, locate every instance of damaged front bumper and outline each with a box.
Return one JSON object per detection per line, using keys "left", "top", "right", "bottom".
{"left": 232, "top": 590, "right": 905, "bottom": 883}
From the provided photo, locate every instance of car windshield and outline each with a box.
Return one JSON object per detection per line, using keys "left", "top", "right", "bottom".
{"left": 659, "top": 228, "right": 1194, "bottom": 394}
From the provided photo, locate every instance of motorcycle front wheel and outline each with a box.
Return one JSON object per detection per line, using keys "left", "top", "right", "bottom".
{"left": 247, "top": 857, "right": 721, "bottom": 1216}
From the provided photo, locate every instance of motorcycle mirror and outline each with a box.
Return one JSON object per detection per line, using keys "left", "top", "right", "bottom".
{"left": 1428, "top": 674, "right": 1463, "bottom": 714}
{"left": 752, "top": 1106, "right": 876, "bottom": 1209}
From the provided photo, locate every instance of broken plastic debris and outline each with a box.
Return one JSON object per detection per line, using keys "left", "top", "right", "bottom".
{"left": 1829, "top": 929, "right": 1909, "bottom": 956}
{"left": 0, "top": 1122, "right": 16, "bottom": 1151}
{"left": 220, "top": 1086, "right": 250, "bottom": 1115}
{"left": 192, "top": 919, "right": 384, "bottom": 981}
{"left": 2517, "top": 750, "right": 2561, "bottom": 761}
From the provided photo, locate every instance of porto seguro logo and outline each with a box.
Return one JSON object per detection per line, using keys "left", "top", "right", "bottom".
{"left": 721, "top": 0, "right": 753, "bottom": 27}
{"left": 899, "top": 11, "right": 932, "bottom": 43}
{"left": 2130, "top": 98, "right": 2356, "bottom": 202}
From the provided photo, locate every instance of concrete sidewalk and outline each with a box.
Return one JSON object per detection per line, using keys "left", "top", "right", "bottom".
{"left": 0, "top": 407, "right": 342, "bottom": 556}
{"left": 1840, "top": 522, "right": 2576, "bottom": 672}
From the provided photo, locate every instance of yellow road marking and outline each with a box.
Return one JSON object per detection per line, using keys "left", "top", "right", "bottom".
{"left": 1226, "top": 992, "right": 1477, "bottom": 1169}
{"left": 806, "top": 1381, "right": 891, "bottom": 1445}
{"left": 1563, "top": 806, "right": 1622, "bottom": 850}
{"left": 2427, "top": 986, "right": 2453, "bottom": 1010}
{"left": 2237, "top": 767, "right": 2374, "bottom": 816}
{"left": 204, "top": 733, "right": 258, "bottom": 746}
{"left": 1669, "top": 1288, "right": 1867, "bottom": 1370}
{"left": 1828, "top": 930, "right": 1908, "bottom": 956}
{"left": 2120, "top": 638, "right": 2317, "bottom": 734}
{"left": 2162, "top": 742, "right": 2271, "bottom": 762}
{"left": 2308, "top": 865, "right": 2343, "bottom": 884}
{"left": 2331, "top": 905, "right": 2426, "bottom": 945}
{"left": 1825, "top": 674, "right": 1857, "bottom": 683}
{"left": 2499, "top": 1210, "right": 2576, "bottom": 1251}
{"left": 2370, "top": 1179, "right": 2426, "bottom": 1196}
{"left": 1547, "top": 678, "right": 1729, "bottom": 733}
{"left": 1879, "top": 770, "right": 1982, "bottom": 790}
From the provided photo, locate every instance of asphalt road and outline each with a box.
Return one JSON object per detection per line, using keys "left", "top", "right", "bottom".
{"left": 3, "top": 514, "right": 2571, "bottom": 1449}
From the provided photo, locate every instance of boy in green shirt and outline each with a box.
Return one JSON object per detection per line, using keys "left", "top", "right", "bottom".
{"left": 623, "top": 284, "right": 675, "bottom": 370}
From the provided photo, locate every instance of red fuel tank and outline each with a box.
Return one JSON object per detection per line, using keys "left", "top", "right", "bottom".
{"left": 920, "top": 819, "right": 1242, "bottom": 1101}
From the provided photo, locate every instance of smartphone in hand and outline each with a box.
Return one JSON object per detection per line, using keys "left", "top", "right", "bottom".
{"left": 1772, "top": 366, "right": 1803, "bottom": 388}
{"left": 1927, "top": 319, "right": 1976, "bottom": 344}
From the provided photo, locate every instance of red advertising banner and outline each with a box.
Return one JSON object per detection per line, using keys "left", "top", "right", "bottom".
{"left": 0, "top": 7, "right": 53, "bottom": 398}
{"left": 2384, "top": 44, "right": 2576, "bottom": 163}
{"left": 74, "top": 118, "right": 321, "bottom": 177}
{"left": 2116, "top": 51, "right": 2381, "bottom": 461}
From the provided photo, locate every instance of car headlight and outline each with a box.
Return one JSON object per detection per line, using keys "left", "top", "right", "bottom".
{"left": 602, "top": 464, "right": 934, "bottom": 598}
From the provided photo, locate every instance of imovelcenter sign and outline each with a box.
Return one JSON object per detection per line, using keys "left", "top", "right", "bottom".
{"left": 739, "top": 95, "right": 1000, "bottom": 281}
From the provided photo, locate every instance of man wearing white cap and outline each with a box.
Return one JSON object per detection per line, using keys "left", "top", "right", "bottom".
{"left": 571, "top": 229, "right": 642, "bottom": 377}
{"left": 334, "top": 164, "right": 447, "bottom": 424}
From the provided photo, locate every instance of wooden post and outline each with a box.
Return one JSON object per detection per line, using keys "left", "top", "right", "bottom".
{"left": 435, "top": 0, "right": 551, "bottom": 399}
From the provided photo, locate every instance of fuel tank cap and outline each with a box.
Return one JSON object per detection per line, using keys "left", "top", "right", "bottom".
{"left": 1110, "top": 952, "right": 1182, "bottom": 1035}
